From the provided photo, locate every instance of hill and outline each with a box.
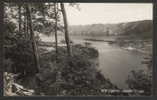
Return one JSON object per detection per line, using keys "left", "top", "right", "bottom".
{"left": 69, "top": 20, "right": 153, "bottom": 39}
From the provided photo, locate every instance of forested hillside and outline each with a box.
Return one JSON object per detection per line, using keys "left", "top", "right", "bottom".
{"left": 69, "top": 20, "right": 152, "bottom": 39}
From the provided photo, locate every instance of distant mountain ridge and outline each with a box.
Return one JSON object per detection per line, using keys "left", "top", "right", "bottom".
{"left": 69, "top": 20, "right": 153, "bottom": 39}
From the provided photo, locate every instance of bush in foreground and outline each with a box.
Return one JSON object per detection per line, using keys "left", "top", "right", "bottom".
{"left": 38, "top": 45, "right": 117, "bottom": 96}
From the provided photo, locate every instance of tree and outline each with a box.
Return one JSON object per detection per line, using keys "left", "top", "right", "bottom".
{"left": 23, "top": 5, "right": 29, "bottom": 38}
{"left": 60, "top": 3, "right": 72, "bottom": 56}
{"left": 54, "top": 3, "right": 58, "bottom": 61}
{"left": 25, "top": 4, "right": 39, "bottom": 73}
{"left": 18, "top": 4, "right": 22, "bottom": 34}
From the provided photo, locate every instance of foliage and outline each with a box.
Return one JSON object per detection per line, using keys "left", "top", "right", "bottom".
{"left": 4, "top": 12, "right": 34, "bottom": 76}
{"left": 126, "top": 55, "right": 152, "bottom": 96}
{"left": 5, "top": 35, "right": 38, "bottom": 76}
{"left": 4, "top": 2, "right": 59, "bottom": 76}
{"left": 126, "top": 70, "right": 152, "bottom": 95}
{"left": 38, "top": 45, "right": 117, "bottom": 96}
{"left": 69, "top": 20, "right": 152, "bottom": 39}
{"left": 4, "top": 2, "right": 121, "bottom": 96}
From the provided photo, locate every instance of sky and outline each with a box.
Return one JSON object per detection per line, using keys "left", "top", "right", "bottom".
{"left": 65, "top": 3, "right": 152, "bottom": 25}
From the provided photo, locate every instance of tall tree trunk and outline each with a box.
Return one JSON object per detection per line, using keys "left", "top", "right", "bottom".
{"left": 54, "top": 3, "right": 58, "bottom": 61}
{"left": 60, "top": 3, "right": 72, "bottom": 56}
{"left": 18, "top": 5, "right": 22, "bottom": 33}
{"left": 24, "top": 5, "right": 29, "bottom": 39}
{"left": 26, "top": 14, "right": 29, "bottom": 39}
{"left": 24, "top": 7, "right": 27, "bottom": 38}
{"left": 26, "top": 4, "right": 39, "bottom": 73}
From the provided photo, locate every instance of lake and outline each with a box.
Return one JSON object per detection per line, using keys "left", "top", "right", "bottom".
{"left": 41, "top": 35, "right": 149, "bottom": 89}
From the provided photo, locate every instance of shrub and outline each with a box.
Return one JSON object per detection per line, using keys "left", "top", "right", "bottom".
{"left": 38, "top": 45, "right": 116, "bottom": 96}
{"left": 126, "top": 70, "right": 152, "bottom": 95}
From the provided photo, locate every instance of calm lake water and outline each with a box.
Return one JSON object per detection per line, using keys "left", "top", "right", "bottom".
{"left": 41, "top": 35, "right": 148, "bottom": 89}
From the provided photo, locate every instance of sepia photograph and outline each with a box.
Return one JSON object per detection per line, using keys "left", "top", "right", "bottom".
{"left": 3, "top": 2, "right": 153, "bottom": 96}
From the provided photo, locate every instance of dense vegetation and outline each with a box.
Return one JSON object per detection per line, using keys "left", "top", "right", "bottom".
{"left": 126, "top": 54, "right": 152, "bottom": 96}
{"left": 36, "top": 45, "right": 118, "bottom": 96}
{"left": 69, "top": 20, "right": 152, "bottom": 39}
{"left": 3, "top": 2, "right": 118, "bottom": 96}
